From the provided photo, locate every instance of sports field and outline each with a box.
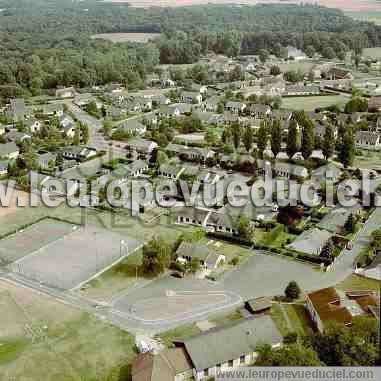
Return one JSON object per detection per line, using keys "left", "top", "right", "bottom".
{"left": 8, "top": 225, "right": 143, "bottom": 290}
{"left": 0, "top": 218, "right": 76, "bottom": 265}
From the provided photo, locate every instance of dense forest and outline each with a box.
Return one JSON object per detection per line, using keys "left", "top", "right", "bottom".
{"left": 1, "top": 0, "right": 381, "bottom": 98}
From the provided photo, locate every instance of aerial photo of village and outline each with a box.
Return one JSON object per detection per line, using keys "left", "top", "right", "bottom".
{"left": 0, "top": 1, "right": 380, "bottom": 380}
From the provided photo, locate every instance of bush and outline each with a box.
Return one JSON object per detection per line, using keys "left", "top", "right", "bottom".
{"left": 285, "top": 281, "right": 301, "bottom": 300}
{"left": 229, "top": 256, "right": 240, "bottom": 266}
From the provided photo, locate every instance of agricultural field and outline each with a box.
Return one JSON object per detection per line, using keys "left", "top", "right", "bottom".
{"left": 0, "top": 280, "right": 137, "bottom": 381}
{"left": 346, "top": 11, "right": 381, "bottom": 25}
{"left": 282, "top": 95, "right": 349, "bottom": 111}
{"left": 91, "top": 33, "right": 161, "bottom": 43}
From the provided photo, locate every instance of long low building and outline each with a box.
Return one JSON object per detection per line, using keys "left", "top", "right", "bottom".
{"left": 175, "top": 316, "right": 282, "bottom": 380}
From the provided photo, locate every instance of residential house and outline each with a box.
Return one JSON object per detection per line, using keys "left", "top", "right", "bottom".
{"left": 6, "top": 130, "right": 31, "bottom": 143}
{"left": 285, "top": 85, "right": 320, "bottom": 96}
{"left": 312, "top": 163, "right": 342, "bottom": 183}
{"left": 191, "top": 83, "right": 208, "bottom": 95}
{"left": 175, "top": 316, "right": 282, "bottom": 381}
{"left": 0, "top": 124, "right": 5, "bottom": 135}
{"left": 0, "top": 160, "right": 10, "bottom": 176}
{"left": 159, "top": 105, "right": 181, "bottom": 118}
{"left": 38, "top": 152, "right": 57, "bottom": 170}
{"left": 114, "top": 160, "right": 148, "bottom": 179}
{"left": 73, "top": 93, "right": 95, "bottom": 107}
{"left": 125, "top": 139, "right": 158, "bottom": 160}
{"left": 0, "top": 142, "right": 19, "bottom": 159}
{"left": 202, "top": 96, "right": 221, "bottom": 112}
{"left": 306, "top": 288, "right": 353, "bottom": 333}
{"left": 158, "top": 164, "right": 185, "bottom": 180}
{"left": 131, "top": 348, "right": 193, "bottom": 381}
{"left": 317, "top": 205, "right": 362, "bottom": 234}
{"left": 273, "top": 162, "right": 308, "bottom": 179}
{"left": 368, "top": 96, "right": 381, "bottom": 112}
{"left": 225, "top": 101, "right": 246, "bottom": 114}
{"left": 206, "top": 212, "right": 239, "bottom": 236}
{"left": 61, "top": 146, "right": 97, "bottom": 161}
{"left": 55, "top": 87, "right": 76, "bottom": 98}
{"left": 175, "top": 241, "right": 225, "bottom": 271}
{"left": 175, "top": 207, "right": 210, "bottom": 227}
{"left": 118, "top": 120, "right": 147, "bottom": 135}
{"left": 271, "top": 110, "right": 293, "bottom": 122}
{"left": 166, "top": 143, "right": 215, "bottom": 162}
{"left": 315, "top": 124, "right": 338, "bottom": 140}
{"left": 286, "top": 46, "right": 307, "bottom": 61}
{"left": 26, "top": 118, "right": 42, "bottom": 134}
{"left": 40, "top": 104, "right": 64, "bottom": 118}
{"left": 63, "top": 124, "right": 76, "bottom": 138}
{"left": 151, "top": 94, "right": 171, "bottom": 106}
{"left": 6, "top": 98, "right": 30, "bottom": 122}
{"left": 355, "top": 131, "right": 381, "bottom": 149}
{"left": 326, "top": 67, "right": 353, "bottom": 81}
{"left": 256, "top": 159, "right": 272, "bottom": 177}
{"left": 249, "top": 104, "right": 271, "bottom": 119}
{"left": 181, "top": 91, "right": 202, "bottom": 105}
{"left": 287, "top": 228, "right": 333, "bottom": 256}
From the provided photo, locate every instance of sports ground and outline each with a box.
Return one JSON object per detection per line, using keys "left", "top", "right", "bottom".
{"left": 0, "top": 218, "right": 143, "bottom": 290}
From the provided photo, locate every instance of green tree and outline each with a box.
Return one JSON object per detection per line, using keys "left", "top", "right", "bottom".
{"left": 337, "top": 132, "right": 355, "bottom": 168}
{"left": 80, "top": 122, "right": 90, "bottom": 145}
{"left": 237, "top": 216, "right": 254, "bottom": 241}
{"left": 320, "top": 239, "right": 335, "bottom": 261}
{"left": 301, "top": 122, "right": 314, "bottom": 160}
{"left": 285, "top": 281, "right": 301, "bottom": 300}
{"left": 231, "top": 123, "right": 242, "bottom": 150}
{"left": 286, "top": 119, "right": 299, "bottom": 159}
{"left": 322, "top": 124, "right": 335, "bottom": 160}
{"left": 189, "top": 257, "right": 201, "bottom": 274}
{"left": 142, "top": 238, "right": 171, "bottom": 276}
{"left": 270, "top": 119, "right": 282, "bottom": 159}
{"left": 255, "top": 344, "right": 322, "bottom": 366}
{"left": 242, "top": 126, "right": 254, "bottom": 152}
{"left": 257, "top": 120, "right": 268, "bottom": 159}
{"left": 270, "top": 65, "right": 281, "bottom": 76}
{"left": 73, "top": 125, "right": 81, "bottom": 146}
{"left": 344, "top": 213, "right": 357, "bottom": 234}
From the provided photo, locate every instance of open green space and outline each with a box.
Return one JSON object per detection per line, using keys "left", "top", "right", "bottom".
{"left": 0, "top": 281, "right": 137, "bottom": 381}
{"left": 282, "top": 95, "right": 349, "bottom": 111}
{"left": 156, "top": 323, "right": 201, "bottom": 348}
{"left": 353, "top": 150, "right": 381, "bottom": 170}
{"left": 336, "top": 274, "right": 381, "bottom": 292}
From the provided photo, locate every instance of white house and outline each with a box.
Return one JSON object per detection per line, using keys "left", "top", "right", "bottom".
{"left": 355, "top": 131, "right": 381, "bottom": 150}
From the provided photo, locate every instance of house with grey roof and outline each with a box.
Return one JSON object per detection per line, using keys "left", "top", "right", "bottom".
{"left": 176, "top": 241, "right": 225, "bottom": 271}
{"left": 274, "top": 162, "right": 308, "bottom": 179}
{"left": 286, "top": 46, "right": 307, "bottom": 61}
{"left": 181, "top": 91, "right": 202, "bottom": 105}
{"left": 6, "top": 98, "right": 30, "bottom": 122}
{"left": 285, "top": 85, "right": 320, "bottom": 96}
{"left": 38, "top": 152, "right": 57, "bottom": 170}
{"left": 118, "top": 120, "right": 147, "bottom": 135}
{"left": 0, "top": 142, "right": 19, "bottom": 159}
{"left": 55, "top": 87, "right": 76, "bottom": 98}
{"left": 158, "top": 164, "right": 185, "bottom": 180}
{"left": 315, "top": 124, "right": 338, "bottom": 140}
{"left": 317, "top": 205, "right": 362, "bottom": 234}
{"left": 125, "top": 138, "right": 157, "bottom": 159}
{"left": 312, "top": 163, "right": 342, "bottom": 183}
{"left": 61, "top": 146, "right": 97, "bottom": 162}
{"left": 175, "top": 207, "right": 210, "bottom": 227}
{"left": 176, "top": 316, "right": 282, "bottom": 380}
{"left": 249, "top": 104, "right": 271, "bottom": 119}
{"left": 225, "top": 101, "right": 246, "bottom": 114}
{"left": 202, "top": 95, "right": 221, "bottom": 112}
{"left": 355, "top": 131, "right": 381, "bottom": 150}
{"left": 165, "top": 143, "right": 215, "bottom": 162}
{"left": 287, "top": 228, "right": 333, "bottom": 256}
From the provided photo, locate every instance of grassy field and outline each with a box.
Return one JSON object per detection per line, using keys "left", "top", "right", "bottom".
{"left": 363, "top": 47, "right": 381, "bottom": 59}
{"left": 271, "top": 303, "right": 313, "bottom": 337}
{"left": 282, "top": 95, "right": 349, "bottom": 111}
{"left": 91, "top": 32, "right": 161, "bottom": 43}
{"left": 156, "top": 323, "right": 201, "bottom": 348}
{"left": 346, "top": 11, "right": 381, "bottom": 25}
{"left": 0, "top": 280, "right": 137, "bottom": 381}
{"left": 353, "top": 150, "right": 381, "bottom": 170}
{"left": 336, "top": 274, "right": 381, "bottom": 292}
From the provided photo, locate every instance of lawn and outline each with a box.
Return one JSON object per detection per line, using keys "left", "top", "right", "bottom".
{"left": 336, "top": 274, "right": 381, "bottom": 292}
{"left": 0, "top": 280, "right": 137, "bottom": 381}
{"left": 353, "top": 150, "right": 381, "bottom": 170}
{"left": 155, "top": 323, "right": 201, "bottom": 348}
{"left": 282, "top": 95, "right": 349, "bottom": 111}
{"left": 271, "top": 303, "right": 313, "bottom": 337}
{"left": 259, "top": 225, "right": 296, "bottom": 249}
